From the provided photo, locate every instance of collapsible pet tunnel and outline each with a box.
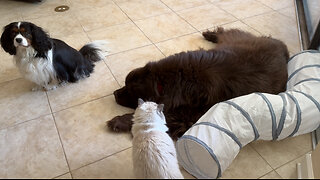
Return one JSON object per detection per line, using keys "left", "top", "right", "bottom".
{"left": 176, "top": 50, "right": 320, "bottom": 179}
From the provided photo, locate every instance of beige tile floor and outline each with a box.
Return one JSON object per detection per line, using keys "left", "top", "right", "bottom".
{"left": 0, "top": 0, "right": 313, "bottom": 179}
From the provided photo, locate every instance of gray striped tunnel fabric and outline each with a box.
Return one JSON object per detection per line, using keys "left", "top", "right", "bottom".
{"left": 176, "top": 51, "right": 320, "bottom": 179}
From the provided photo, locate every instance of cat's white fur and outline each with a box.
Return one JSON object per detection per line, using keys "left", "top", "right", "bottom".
{"left": 132, "top": 99, "right": 184, "bottom": 179}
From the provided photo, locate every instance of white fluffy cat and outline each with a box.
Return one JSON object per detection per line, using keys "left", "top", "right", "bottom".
{"left": 132, "top": 98, "right": 184, "bottom": 179}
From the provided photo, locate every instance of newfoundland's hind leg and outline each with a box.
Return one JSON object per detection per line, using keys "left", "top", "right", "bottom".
{"left": 202, "top": 27, "right": 224, "bottom": 43}
{"left": 203, "top": 27, "right": 256, "bottom": 45}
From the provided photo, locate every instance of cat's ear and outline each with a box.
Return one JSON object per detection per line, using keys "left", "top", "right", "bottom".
{"left": 158, "top": 104, "right": 164, "bottom": 112}
{"left": 138, "top": 98, "right": 144, "bottom": 106}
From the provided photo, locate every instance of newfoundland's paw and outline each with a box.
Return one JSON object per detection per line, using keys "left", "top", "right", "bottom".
{"left": 107, "top": 113, "right": 133, "bottom": 132}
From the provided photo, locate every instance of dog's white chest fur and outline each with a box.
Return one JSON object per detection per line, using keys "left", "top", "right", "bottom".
{"left": 14, "top": 47, "right": 56, "bottom": 89}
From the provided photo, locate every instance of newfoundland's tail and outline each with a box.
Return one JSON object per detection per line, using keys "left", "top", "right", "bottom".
{"left": 79, "top": 40, "right": 109, "bottom": 62}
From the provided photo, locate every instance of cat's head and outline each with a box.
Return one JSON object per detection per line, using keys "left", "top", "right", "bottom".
{"left": 133, "top": 98, "right": 165, "bottom": 124}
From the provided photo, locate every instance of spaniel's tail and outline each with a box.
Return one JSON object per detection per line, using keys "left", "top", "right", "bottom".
{"left": 79, "top": 40, "right": 109, "bottom": 62}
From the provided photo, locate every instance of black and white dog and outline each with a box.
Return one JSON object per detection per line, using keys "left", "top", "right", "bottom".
{"left": 0, "top": 21, "right": 108, "bottom": 91}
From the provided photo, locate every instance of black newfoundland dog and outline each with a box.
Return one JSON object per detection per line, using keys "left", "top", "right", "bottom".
{"left": 107, "top": 27, "right": 289, "bottom": 140}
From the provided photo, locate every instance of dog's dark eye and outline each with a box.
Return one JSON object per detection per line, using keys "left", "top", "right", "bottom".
{"left": 10, "top": 31, "right": 18, "bottom": 38}
{"left": 21, "top": 32, "right": 32, "bottom": 38}
{"left": 20, "top": 27, "right": 26, "bottom": 33}
{"left": 12, "top": 27, "right": 19, "bottom": 33}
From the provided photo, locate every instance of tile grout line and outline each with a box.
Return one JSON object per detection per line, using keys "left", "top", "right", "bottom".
{"left": 102, "top": 59, "right": 121, "bottom": 88}
{"left": 278, "top": 148, "right": 314, "bottom": 168}
{"left": 52, "top": 172, "right": 71, "bottom": 179}
{"left": 158, "top": 0, "right": 201, "bottom": 33}
{"left": 0, "top": 77, "right": 23, "bottom": 86}
{"left": 208, "top": 0, "right": 277, "bottom": 30}
{"left": 50, "top": 92, "right": 114, "bottom": 114}
{"left": 239, "top": 10, "right": 280, "bottom": 36}
{"left": 70, "top": 146, "right": 133, "bottom": 173}
{"left": 45, "top": 92, "right": 74, "bottom": 179}
{"left": 205, "top": 1, "right": 271, "bottom": 36}
{"left": 250, "top": 139, "right": 314, "bottom": 176}
{"left": 0, "top": 113, "right": 52, "bottom": 131}
{"left": 257, "top": 169, "right": 279, "bottom": 179}
{"left": 111, "top": 0, "right": 168, "bottom": 57}
{"left": 271, "top": 150, "right": 314, "bottom": 179}
{"left": 156, "top": 0, "right": 208, "bottom": 56}
{"left": 257, "top": 0, "right": 294, "bottom": 11}
{"left": 160, "top": 1, "right": 242, "bottom": 33}
{"left": 239, "top": 19, "right": 263, "bottom": 36}
{"left": 248, "top": 143, "right": 276, "bottom": 172}
{"left": 204, "top": 2, "right": 263, "bottom": 35}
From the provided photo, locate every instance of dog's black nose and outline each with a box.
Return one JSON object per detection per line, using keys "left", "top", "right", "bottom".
{"left": 15, "top": 38, "right": 22, "bottom": 43}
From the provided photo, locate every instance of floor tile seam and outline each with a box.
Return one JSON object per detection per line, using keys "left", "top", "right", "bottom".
{"left": 50, "top": 93, "right": 114, "bottom": 114}
{"left": 273, "top": 150, "right": 313, "bottom": 178}
{"left": 252, "top": 0, "right": 281, "bottom": 12}
{"left": 69, "top": 146, "right": 132, "bottom": 173}
{"left": 257, "top": 169, "right": 280, "bottom": 179}
{"left": 249, "top": 143, "right": 276, "bottom": 171}
{"left": 160, "top": 0, "right": 212, "bottom": 14}
{"left": 257, "top": 0, "right": 294, "bottom": 11}
{"left": 105, "top": 43, "right": 158, "bottom": 57}
{"left": 152, "top": 31, "right": 210, "bottom": 57}
{"left": 67, "top": 9, "right": 92, "bottom": 40}
{"left": 112, "top": 0, "right": 168, "bottom": 57}
{"left": 197, "top": 20, "right": 241, "bottom": 32}
{"left": 130, "top": 18, "right": 179, "bottom": 58}
{"left": 250, "top": 139, "right": 313, "bottom": 171}
{"left": 21, "top": 9, "right": 129, "bottom": 34}
{"left": 238, "top": 10, "right": 282, "bottom": 36}
{"left": 45, "top": 92, "right": 74, "bottom": 179}
{"left": 239, "top": 19, "right": 264, "bottom": 36}
{"left": 240, "top": 10, "right": 300, "bottom": 41}
{"left": 0, "top": 77, "right": 24, "bottom": 86}
{"left": 102, "top": 59, "right": 121, "bottom": 87}
{"left": 52, "top": 172, "right": 72, "bottom": 179}
{"left": 256, "top": 169, "right": 274, "bottom": 179}
{"left": 180, "top": 1, "right": 243, "bottom": 32}
{"left": 129, "top": 11, "right": 175, "bottom": 22}
{"left": 158, "top": 0, "right": 201, "bottom": 33}
{"left": 240, "top": 9, "right": 284, "bottom": 22}
{"left": 208, "top": 0, "right": 275, "bottom": 28}
{"left": 0, "top": 113, "right": 52, "bottom": 131}
{"left": 21, "top": 7, "right": 73, "bottom": 22}
{"left": 111, "top": 0, "right": 185, "bottom": 21}
{"left": 132, "top": 18, "right": 199, "bottom": 44}
{"left": 207, "top": 0, "right": 242, "bottom": 22}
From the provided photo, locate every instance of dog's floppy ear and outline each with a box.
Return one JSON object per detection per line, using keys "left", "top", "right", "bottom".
{"left": 138, "top": 98, "right": 144, "bottom": 106}
{"left": 1, "top": 23, "right": 16, "bottom": 55}
{"left": 30, "top": 23, "right": 52, "bottom": 57}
